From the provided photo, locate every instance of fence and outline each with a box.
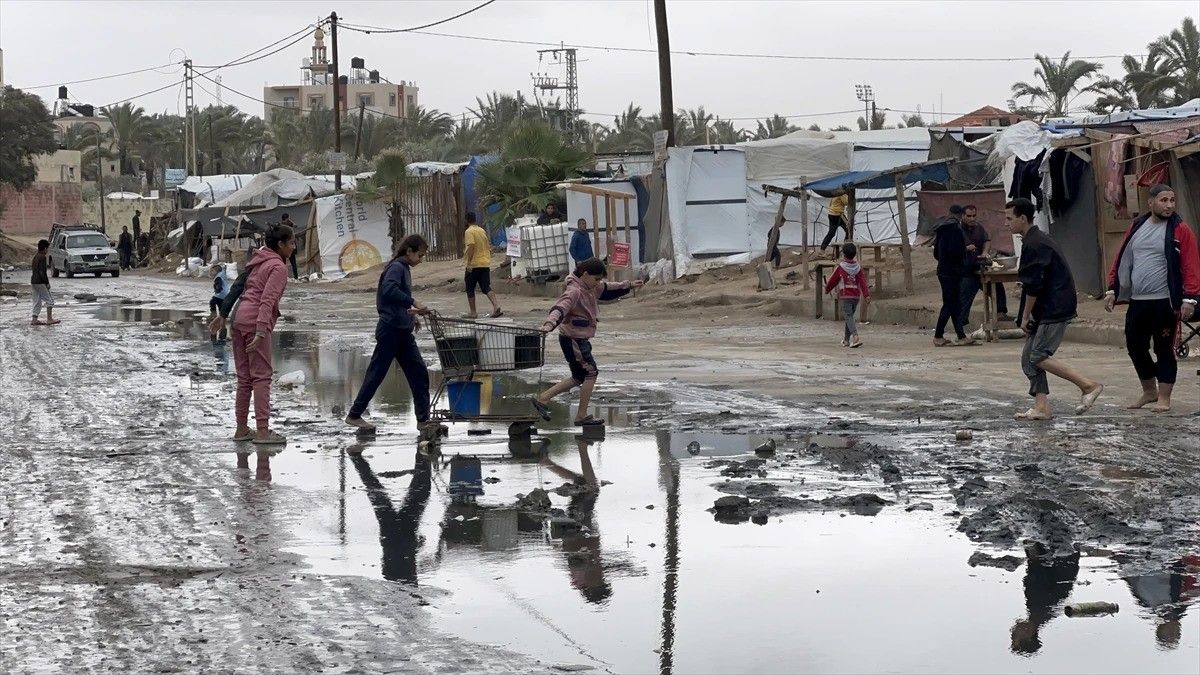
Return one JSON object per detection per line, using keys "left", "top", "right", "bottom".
{"left": 401, "top": 173, "right": 464, "bottom": 261}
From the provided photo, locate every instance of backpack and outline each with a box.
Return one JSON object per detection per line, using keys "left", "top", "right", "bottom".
{"left": 213, "top": 274, "right": 225, "bottom": 295}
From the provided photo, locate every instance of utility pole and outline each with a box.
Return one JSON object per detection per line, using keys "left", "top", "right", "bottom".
{"left": 86, "top": 123, "right": 107, "bottom": 235}
{"left": 330, "top": 11, "right": 342, "bottom": 189}
{"left": 855, "top": 83, "right": 874, "bottom": 130}
{"left": 184, "top": 59, "right": 198, "bottom": 176}
{"left": 653, "top": 0, "right": 675, "bottom": 147}
{"left": 208, "top": 113, "right": 215, "bottom": 175}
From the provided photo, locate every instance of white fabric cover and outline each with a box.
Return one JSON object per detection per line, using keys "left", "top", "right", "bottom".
{"left": 313, "top": 194, "right": 392, "bottom": 281}
{"left": 564, "top": 180, "right": 641, "bottom": 264}
{"left": 213, "top": 169, "right": 341, "bottom": 209}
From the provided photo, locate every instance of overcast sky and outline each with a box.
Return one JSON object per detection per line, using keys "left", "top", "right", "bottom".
{"left": 2, "top": 0, "right": 1196, "bottom": 131}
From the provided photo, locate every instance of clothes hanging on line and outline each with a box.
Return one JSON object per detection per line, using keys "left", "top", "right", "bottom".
{"left": 1009, "top": 148, "right": 1046, "bottom": 211}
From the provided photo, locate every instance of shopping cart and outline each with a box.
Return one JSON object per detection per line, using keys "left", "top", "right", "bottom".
{"left": 425, "top": 311, "right": 547, "bottom": 433}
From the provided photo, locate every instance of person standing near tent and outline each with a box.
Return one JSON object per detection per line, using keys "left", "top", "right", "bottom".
{"left": 131, "top": 210, "right": 142, "bottom": 242}
{"left": 345, "top": 234, "right": 433, "bottom": 433}
{"left": 229, "top": 223, "right": 294, "bottom": 445}
{"left": 932, "top": 205, "right": 973, "bottom": 346}
{"left": 819, "top": 192, "right": 850, "bottom": 256}
{"left": 280, "top": 212, "right": 299, "bottom": 279}
{"left": 571, "top": 218, "right": 594, "bottom": 265}
{"left": 1008, "top": 198, "right": 1103, "bottom": 421}
{"left": 463, "top": 212, "right": 503, "bottom": 318}
{"left": 1104, "top": 184, "right": 1200, "bottom": 412}
{"left": 958, "top": 205, "right": 1012, "bottom": 328}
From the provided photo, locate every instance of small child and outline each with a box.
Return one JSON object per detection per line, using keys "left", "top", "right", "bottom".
{"left": 531, "top": 258, "right": 643, "bottom": 427}
{"left": 824, "top": 242, "right": 869, "bottom": 348}
{"left": 30, "top": 239, "right": 59, "bottom": 326}
{"left": 209, "top": 264, "right": 231, "bottom": 344}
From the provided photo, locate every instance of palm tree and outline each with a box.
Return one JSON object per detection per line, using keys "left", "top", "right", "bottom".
{"left": 1011, "top": 52, "right": 1104, "bottom": 118}
{"left": 901, "top": 113, "right": 926, "bottom": 128}
{"left": 1148, "top": 16, "right": 1200, "bottom": 104}
{"left": 753, "top": 114, "right": 796, "bottom": 140}
{"left": 469, "top": 91, "right": 538, "bottom": 148}
{"left": 1090, "top": 54, "right": 1175, "bottom": 114}
{"left": 857, "top": 109, "right": 888, "bottom": 130}
{"left": 475, "top": 120, "right": 591, "bottom": 230}
{"left": 355, "top": 149, "right": 417, "bottom": 241}
{"left": 61, "top": 125, "right": 116, "bottom": 181}
{"left": 403, "top": 105, "right": 454, "bottom": 143}
{"left": 101, "top": 102, "right": 147, "bottom": 175}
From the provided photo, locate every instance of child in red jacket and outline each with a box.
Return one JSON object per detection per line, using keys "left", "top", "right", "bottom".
{"left": 824, "top": 242, "right": 870, "bottom": 348}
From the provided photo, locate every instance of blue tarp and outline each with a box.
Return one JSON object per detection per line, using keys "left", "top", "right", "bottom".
{"left": 803, "top": 162, "right": 951, "bottom": 193}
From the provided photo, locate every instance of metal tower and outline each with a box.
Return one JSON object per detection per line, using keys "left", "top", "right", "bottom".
{"left": 184, "top": 60, "right": 198, "bottom": 175}
{"left": 533, "top": 46, "right": 579, "bottom": 140}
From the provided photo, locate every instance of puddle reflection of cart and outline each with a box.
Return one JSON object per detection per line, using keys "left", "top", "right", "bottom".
{"left": 426, "top": 312, "right": 546, "bottom": 437}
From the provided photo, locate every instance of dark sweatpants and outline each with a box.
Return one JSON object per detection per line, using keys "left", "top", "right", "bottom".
{"left": 820, "top": 214, "right": 848, "bottom": 252}
{"left": 959, "top": 275, "right": 1010, "bottom": 327}
{"left": 349, "top": 328, "right": 431, "bottom": 422}
{"left": 935, "top": 274, "right": 966, "bottom": 340}
{"left": 1125, "top": 298, "right": 1177, "bottom": 384}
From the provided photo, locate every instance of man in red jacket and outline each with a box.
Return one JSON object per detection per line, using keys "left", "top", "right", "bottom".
{"left": 1105, "top": 184, "right": 1200, "bottom": 412}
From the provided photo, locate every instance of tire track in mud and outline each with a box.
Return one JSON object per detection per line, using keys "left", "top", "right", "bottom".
{"left": 0, "top": 312, "right": 556, "bottom": 672}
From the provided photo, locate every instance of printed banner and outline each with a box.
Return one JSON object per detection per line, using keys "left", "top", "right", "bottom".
{"left": 611, "top": 241, "right": 631, "bottom": 268}
{"left": 505, "top": 225, "right": 522, "bottom": 257}
{"left": 315, "top": 194, "right": 392, "bottom": 280}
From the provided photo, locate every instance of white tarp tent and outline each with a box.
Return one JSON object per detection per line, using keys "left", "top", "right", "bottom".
{"left": 179, "top": 174, "right": 255, "bottom": 204}
{"left": 313, "top": 194, "right": 392, "bottom": 281}
{"left": 212, "top": 169, "right": 341, "bottom": 209}
{"left": 824, "top": 127, "right": 931, "bottom": 244}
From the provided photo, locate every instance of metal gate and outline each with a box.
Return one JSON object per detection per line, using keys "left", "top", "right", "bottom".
{"left": 400, "top": 173, "right": 464, "bottom": 261}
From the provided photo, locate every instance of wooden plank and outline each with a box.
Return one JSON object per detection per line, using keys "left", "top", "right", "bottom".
{"left": 846, "top": 190, "right": 856, "bottom": 241}
{"left": 799, "top": 178, "right": 810, "bottom": 290}
{"left": 894, "top": 175, "right": 914, "bottom": 293}
{"left": 591, "top": 194, "right": 600, "bottom": 258}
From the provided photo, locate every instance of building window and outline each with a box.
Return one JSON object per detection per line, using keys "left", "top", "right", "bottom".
{"left": 309, "top": 95, "right": 325, "bottom": 109}
{"left": 389, "top": 93, "right": 396, "bottom": 107}
{"left": 406, "top": 95, "right": 414, "bottom": 110}
{"left": 282, "top": 96, "right": 296, "bottom": 108}
{"left": 358, "top": 93, "right": 374, "bottom": 108}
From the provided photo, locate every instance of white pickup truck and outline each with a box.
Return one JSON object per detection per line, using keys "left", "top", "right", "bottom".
{"left": 49, "top": 228, "right": 120, "bottom": 278}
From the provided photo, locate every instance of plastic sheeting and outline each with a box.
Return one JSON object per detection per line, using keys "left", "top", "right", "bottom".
{"left": 313, "top": 194, "right": 392, "bottom": 281}
{"left": 666, "top": 147, "right": 752, "bottom": 276}
{"left": 211, "top": 169, "right": 341, "bottom": 209}
{"left": 564, "top": 180, "right": 643, "bottom": 264}
{"left": 740, "top": 131, "right": 852, "bottom": 181}
{"left": 178, "top": 174, "right": 254, "bottom": 203}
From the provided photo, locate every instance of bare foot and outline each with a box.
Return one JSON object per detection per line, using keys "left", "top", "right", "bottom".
{"left": 1126, "top": 393, "right": 1158, "bottom": 409}
{"left": 1148, "top": 401, "right": 1171, "bottom": 413}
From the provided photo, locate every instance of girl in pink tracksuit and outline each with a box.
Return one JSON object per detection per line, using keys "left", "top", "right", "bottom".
{"left": 531, "top": 257, "right": 643, "bottom": 427}
{"left": 231, "top": 224, "right": 295, "bottom": 445}
{"left": 824, "top": 241, "right": 870, "bottom": 348}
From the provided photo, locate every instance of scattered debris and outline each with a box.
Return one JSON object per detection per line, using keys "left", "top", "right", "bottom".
{"left": 967, "top": 551, "right": 1025, "bottom": 571}
{"left": 277, "top": 370, "right": 306, "bottom": 386}
{"left": 515, "top": 488, "right": 552, "bottom": 511}
{"left": 754, "top": 438, "right": 777, "bottom": 456}
{"left": 686, "top": 440, "right": 701, "bottom": 455}
{"left": 73, "top": 293, "right": 97, "bottom": 303}
{"left": 1064, "top": 601, "right": 1119, "bottom": 617}
{"left": 905, "top": 502, "right": 935, "bottom": 512}
{"left": 955, "top": 429, "right": 974, "bottom": 441}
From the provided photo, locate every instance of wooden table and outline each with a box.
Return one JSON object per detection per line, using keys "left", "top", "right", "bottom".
{"left": 813, "top": 260, "right": 880, "bottom": 319}
{"left": 981, "top": 269, "right": 1020, "bottom": 341}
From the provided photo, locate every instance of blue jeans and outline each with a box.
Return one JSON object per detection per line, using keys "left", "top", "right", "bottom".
{"left": 350, "top": 328, "right": 430, "bottom": 423}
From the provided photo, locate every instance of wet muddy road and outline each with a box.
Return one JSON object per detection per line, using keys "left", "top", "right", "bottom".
{"left": 2, "top": 272, "right": 1199, "bottom": 673}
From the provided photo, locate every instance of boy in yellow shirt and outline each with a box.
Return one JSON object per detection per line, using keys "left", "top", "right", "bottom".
{"left": 463, "top": 212, "right": 503, "bottom": 318}
{"left": 820, "top": 193, "right": 850, "bottom": 256}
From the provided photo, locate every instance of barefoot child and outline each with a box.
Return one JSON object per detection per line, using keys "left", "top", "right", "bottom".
{"left": 824, "top": 242, "right": 869, "bottom": 347}
{"left": 30, "top": 239, "right": 59, "bottom": 326}
{"left": 531, "top": 258, "right": 642, "bottom": 427}
{"left": 345, "top": 234, "right": 432, "bottom": 432}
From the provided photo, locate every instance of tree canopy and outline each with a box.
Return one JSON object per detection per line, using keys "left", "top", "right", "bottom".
{"left": 0, "top": 86, "right": 58, "bottom": 191}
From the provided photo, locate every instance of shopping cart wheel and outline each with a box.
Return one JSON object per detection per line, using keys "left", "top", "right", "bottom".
{"left": 508, "top": 421, "right": 535, "bottom": 438}
{"left": 1177, "top": 343, "right": 1190, "bottom": 359}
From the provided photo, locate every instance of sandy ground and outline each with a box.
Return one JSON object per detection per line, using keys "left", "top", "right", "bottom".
{"left": 3, "top": 263, "right": 1199, "bottom": 671}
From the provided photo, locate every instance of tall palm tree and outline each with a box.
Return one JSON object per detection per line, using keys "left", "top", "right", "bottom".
{"left": 403, "top": 105, "right": 454, "bottom": 143}
{"left": 753, "top": 114, "right": 796, "bottom": 140}
{"left": 469, "top": 91, "right": 537, "bottom": 148}
{"left": 1011, "top": 52, "right": 1104, "bottom": 118}
{"left": 710, "top": 118, "right": 746, "bottom": 144}
{"left": 1148, "top": 16, "right": 1200, "bottom": 104}
{"left": 101, "top": 102, "right": 147, "bottom": 175}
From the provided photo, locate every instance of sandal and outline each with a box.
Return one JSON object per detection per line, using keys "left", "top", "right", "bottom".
{"left": 1013, "top": 408, "right": 1053, "bottom": 421}
{"left": 488, "top": 310, "right": 504, "bottom": 318}
{"left": 574, "top": 415, "right": 605, "bottom": 427}
{"left": 529, "top": 397, "right": 552, "bottom": 421}
{"left": 232, "top": 429, "right": 255, "bottom": 442}
{"left": 252, "top": 430, "right": 288, "bottom": 445}
{"left": 1075, "top": 384, "right": 1104, "bottom": 415}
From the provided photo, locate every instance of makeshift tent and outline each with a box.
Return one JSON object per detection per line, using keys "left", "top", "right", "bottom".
{"left": 312, "top": 193, "right": 392, "bottom": 281}
{"left": 178, "top": 174, "right": 255, "bottom": 204}
{"left": 928, "top": 128, "right": 1002, "bottom": 190}
{"left": 665, "top": 134, "right": 853, "bottom": 277}
{"left": 564, "top": 177, "right": 649, "bottom": 264}
{"left": 210, "top": 169, "right": 340, "bottom": 209}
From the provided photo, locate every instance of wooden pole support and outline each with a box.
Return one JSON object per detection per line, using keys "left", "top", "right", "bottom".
{"left": 895, "top": 175, "right": 914, "bottom": 293}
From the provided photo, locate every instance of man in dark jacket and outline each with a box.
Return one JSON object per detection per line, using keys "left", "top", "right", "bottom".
{"left": 932, "top": 205, "right": 972, "bottom": 345}
{"left": 1008, "top": 198, "right": 1102, "bottom": 421}
{"left": 570, "top": 218, "right": 594, "bottom": 264}
{"left": 117, "top": 226, "right": 134, "bottom": 270}
{"left": 1104, "top": 184, "right": 1200, "bottom": 412}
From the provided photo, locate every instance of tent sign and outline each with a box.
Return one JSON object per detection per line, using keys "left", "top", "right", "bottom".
{"left": 611, "top": 241, "right": 631, "bottom": 268}
{"left": 653, "top": 130, "right": 669, "bottom": 162}
{"left": 164, "top": 168, "right": 187, "bottom": 187}
{"left": 505, "top": 226, "right": 522, "bottom": 257}
{"left": 328, "top": 151, "right": 348, "bottom": 171}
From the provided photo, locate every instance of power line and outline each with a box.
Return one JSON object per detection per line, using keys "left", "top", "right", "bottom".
{"left": 15, "top": 62, "right": 184, "bottom": 90}
{"left": 194, "top": 22, "right": 326, "bottom": 72}
{"left": 101, "top": 78, "right": 190, "bottom": 110}
{"left": 392, "top": 29, "right": 1138, "bottom": 63}
{"left": 340, "top": 0, "right": 497, "bottom": 34}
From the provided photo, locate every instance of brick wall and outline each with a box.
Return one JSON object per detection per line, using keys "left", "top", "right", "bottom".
{"left": 0, "top": 182, "right": 84, "bottom": 236}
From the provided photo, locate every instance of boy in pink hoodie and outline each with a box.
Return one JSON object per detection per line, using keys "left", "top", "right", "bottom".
{"left": 530, "top": 258, "right": 643, "bottom": 427}
{"left": 824, "top": 242, "right": 870, "bottom": 348}
{"left": 230, "top": 224, "right": 294, "bottom": 445}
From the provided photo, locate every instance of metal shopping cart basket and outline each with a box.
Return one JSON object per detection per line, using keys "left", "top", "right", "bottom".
{"left": 425, "top": 311, "right": 547, "bottom": 431}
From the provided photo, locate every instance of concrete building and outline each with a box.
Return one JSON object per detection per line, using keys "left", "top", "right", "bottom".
{"left": 263, "top": 27, "right": 419, "bottom": 120}
{"left": 35, "top": 149, "right": 83, "bottom": 184}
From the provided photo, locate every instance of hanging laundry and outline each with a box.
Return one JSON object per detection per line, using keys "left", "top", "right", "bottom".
{"left": 1102, "top": 137, "right": 1129, "bottom": 207}
{"left": 1008, "top": 148, "right": 1046, "bottom": 211}
{"left": 1137, "top": 160, "right": 1169, "bottom": 187}
{"left": 1048, "top": 150, "right": 1089, "bottom": 216}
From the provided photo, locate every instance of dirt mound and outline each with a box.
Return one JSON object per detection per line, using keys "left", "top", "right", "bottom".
{"left": 1, "top": 233, "right": 37, "bottom": 268}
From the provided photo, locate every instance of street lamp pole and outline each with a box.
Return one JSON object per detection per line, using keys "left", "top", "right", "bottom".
{"left": 855, "top": 84, "right": 875, "bottom": 130}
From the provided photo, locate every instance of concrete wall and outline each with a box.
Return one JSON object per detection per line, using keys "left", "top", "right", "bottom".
{"left": 0, "top": 182, "right": 83, "bottom": 235}
{"left": 82, "top": 197, "right": 175, "bottom": 232}
{"left": 34, "top": 149, "right": 83, "bottom": 184}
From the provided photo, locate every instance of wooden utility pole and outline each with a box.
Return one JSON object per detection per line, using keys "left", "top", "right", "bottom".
{"left": 330, "top": 11, "right": 342, "bottom": 189}
{"left": 894, "top": 175, "right": 914, "bottom": 292}
{"left": 653, "top": 0, "right": 675, "bottom": 147}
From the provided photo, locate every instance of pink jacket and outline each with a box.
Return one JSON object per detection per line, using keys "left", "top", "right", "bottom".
{"left": 547, "top": 274, "right": 632, "bottom": 339}
{"left": 233, "top": 248, "right": 289, "bottom": 333}
{"left": 824, "top": 260, "right": 870, "bottom": 300}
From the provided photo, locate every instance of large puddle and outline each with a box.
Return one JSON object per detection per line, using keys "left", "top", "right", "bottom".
{"left": 97, "top": 303, "right": 1200, "bottom": 673}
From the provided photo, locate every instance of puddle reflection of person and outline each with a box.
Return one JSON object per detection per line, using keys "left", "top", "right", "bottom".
{"left": 1124, "top": 555, "right": 1200, "bottom": 650}
{"left": 542, "top": 435, "right": 612, "bottom": 604}
{"left": 349, "top": 447, "right": 433, "bottom": 584}
{"left": 236, "top": 450, "right": 275, "bottom": 482}
{"left": 1010, "top": 552, "right": 1080, "bottom": 655}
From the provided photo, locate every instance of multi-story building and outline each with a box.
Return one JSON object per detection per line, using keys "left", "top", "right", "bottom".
{"left": 263, "top": 27, "right": 419, "bottom": 120}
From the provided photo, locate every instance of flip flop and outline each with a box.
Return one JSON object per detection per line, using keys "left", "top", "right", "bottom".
{"left": 574, "top": 415, "right": 605, "bottom": 427}
{"left": 488, "top": 310, "right": 504, "bottom": 318}
{"left": 1075, "top": 384, "right": 1104, "bottom": 415}
{"left": 529, "top": 397, "right": 552, "bottom": 421}
{"left": 1013, "top": 408, "right": 1053, "bottom": 421}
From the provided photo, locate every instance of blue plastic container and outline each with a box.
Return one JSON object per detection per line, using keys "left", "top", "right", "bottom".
{"left": 447, "top": 380, "right": 482, "bottom": 417}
